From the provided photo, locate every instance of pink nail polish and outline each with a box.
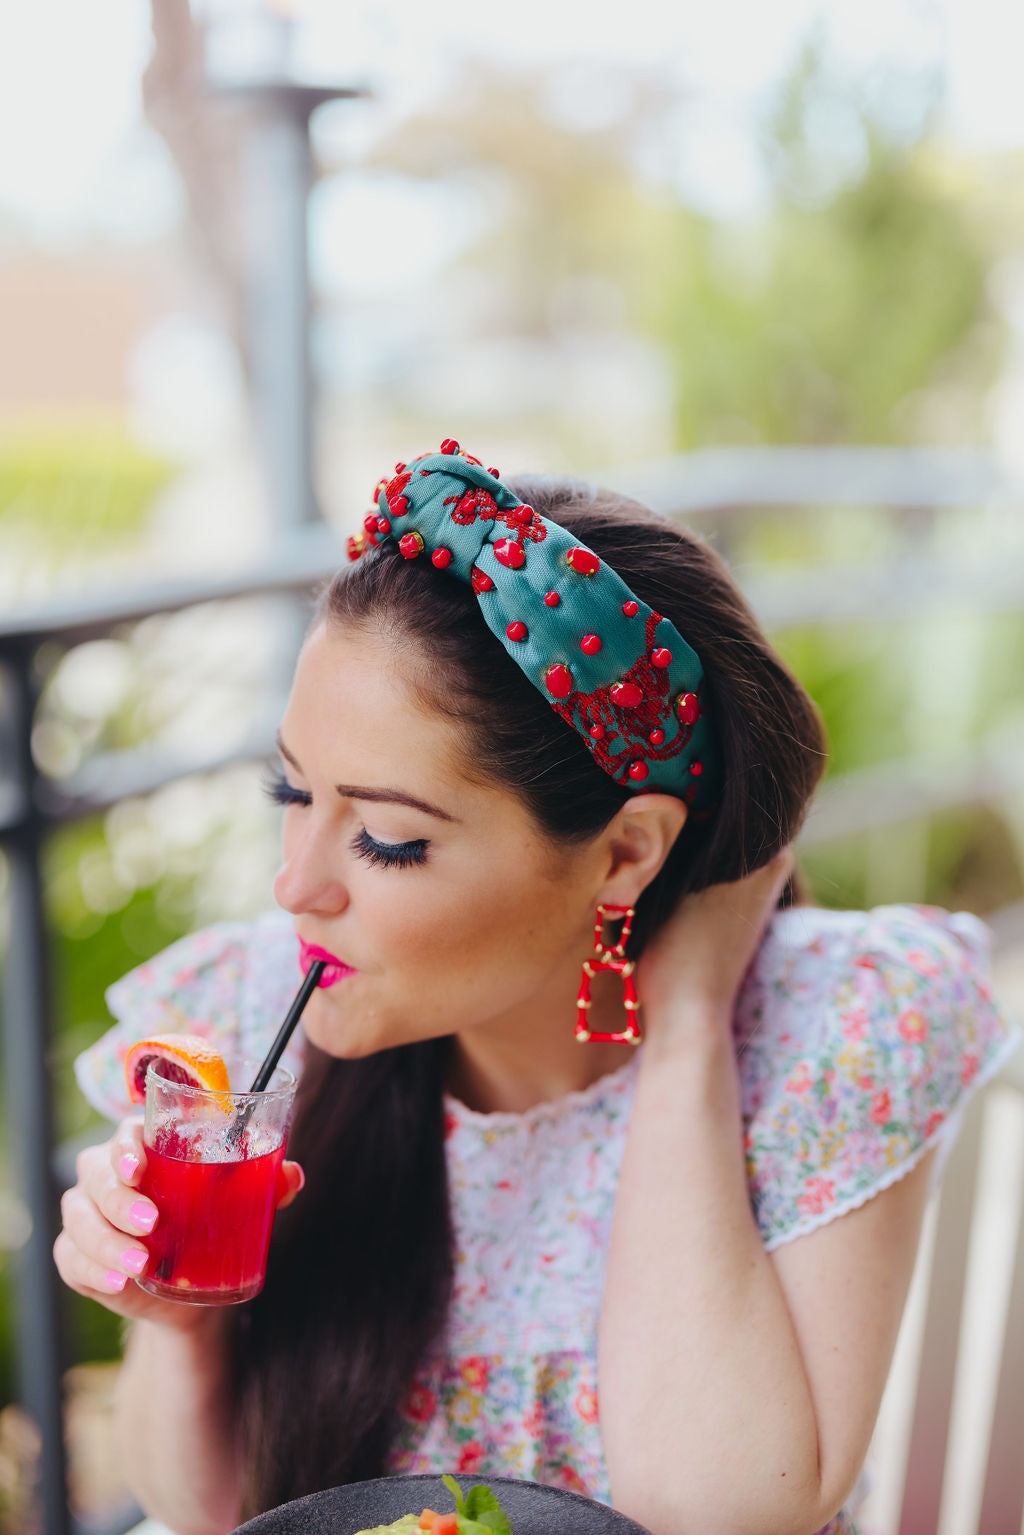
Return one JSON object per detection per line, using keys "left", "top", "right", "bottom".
{"left": 118, "top": 1154, "right": 140, "bottom": 1181}
{"left": 129, "top": 1200, "right": 156, "bottom": 1232}
{"left": 121, "top": 1248, "right": 147, "bottom": 1276}
{"left": 105, "top": 1269, "right": 127, "bottom": 1292}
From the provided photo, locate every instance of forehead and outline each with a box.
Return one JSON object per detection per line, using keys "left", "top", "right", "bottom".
{"left": 285, "top": 621, "right": 459, "bottom": 763}
{"left": 285, "top": 620, "right": 529, "bottom": 829}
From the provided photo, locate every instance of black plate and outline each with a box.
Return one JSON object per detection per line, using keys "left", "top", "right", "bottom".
{"left": 231, "top": 1473, "right": 652, "bottom": 1534}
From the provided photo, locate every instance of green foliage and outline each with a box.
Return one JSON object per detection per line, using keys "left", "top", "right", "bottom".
{"left": 371, "top": 44, "right": 1005, "bottom": 455}
{"left": 0, "top": 423, "right": 176, "bottom": 566}
{"left": 635, "top": 157, "right": 996, "bottom": 446}
{"left": 0, "top": 427, "right": 181, "bottom": 1400}
{"left": 632, "top": 45, "right": 1001, "bottom": 446}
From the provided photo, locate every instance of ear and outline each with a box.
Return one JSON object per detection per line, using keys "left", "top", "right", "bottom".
{"left": 598, "top": 793, "right": 688, "bottom": 909}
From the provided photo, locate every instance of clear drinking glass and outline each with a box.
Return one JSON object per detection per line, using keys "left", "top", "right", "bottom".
{"left": 136, "top": 1058, "right": 297, "bottom": 1305}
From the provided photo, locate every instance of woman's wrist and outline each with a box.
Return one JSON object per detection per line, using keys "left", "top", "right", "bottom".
{"left": 640, "top": 997, "right": 735, "bottom": 1067}
{"left": 125, "top": 1308, "right": 230, "bottom": 1376}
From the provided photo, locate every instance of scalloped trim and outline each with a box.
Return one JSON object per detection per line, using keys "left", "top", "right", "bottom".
{"left": 445, "top": 1051, "right": 641, "bottom": 1130}
{"left": 761, "top": 1021, "right": 1023, "bottom": 1252}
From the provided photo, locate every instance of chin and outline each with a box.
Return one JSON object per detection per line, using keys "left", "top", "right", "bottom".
{"left": 300, "top": 992, "right": 418, "bottom": 1060}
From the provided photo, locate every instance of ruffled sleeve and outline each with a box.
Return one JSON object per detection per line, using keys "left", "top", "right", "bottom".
{"left": 738, "top": 904, "right": 1022, "bottom": 1250}
{"left": 73, "top": 908, "right": 302, "bottom": 1122}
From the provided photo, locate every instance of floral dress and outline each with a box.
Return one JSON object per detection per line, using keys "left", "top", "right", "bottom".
{"left": 75, "top": 902, "right": 1020, "bottom": 1535}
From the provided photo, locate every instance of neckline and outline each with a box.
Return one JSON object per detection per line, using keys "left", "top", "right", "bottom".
{"left": 443, "top": 1050, "right": 641, "bottom": 1130}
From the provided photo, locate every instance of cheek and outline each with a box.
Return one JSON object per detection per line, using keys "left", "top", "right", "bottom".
{"left": 376, "top": 867, "right": 574, "bottom": 993}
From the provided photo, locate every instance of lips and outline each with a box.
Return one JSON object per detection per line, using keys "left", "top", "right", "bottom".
{"left": 298, "top": 938, "right": 358, "bottom": 988}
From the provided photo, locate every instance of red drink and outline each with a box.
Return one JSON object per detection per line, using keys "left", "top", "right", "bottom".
{"left": 138, "top": 1130, "right": 285, "bottom": 1304}
{"left": 137, "top": 1057, "right": 296, "bottom": 1306}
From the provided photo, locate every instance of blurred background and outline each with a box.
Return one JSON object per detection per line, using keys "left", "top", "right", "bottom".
{"left": 2, "top": 1, "right": 1024, "bottom": 1532}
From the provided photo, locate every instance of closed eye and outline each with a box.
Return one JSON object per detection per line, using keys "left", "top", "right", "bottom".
{"left": 351, "top": 828, "right": 429, "bottom": 869}
{"left": 263, "top": 770, "right": 429, "bottom": 869}
{"left": 263, "top": 769, "right": 311, "bottom": 808}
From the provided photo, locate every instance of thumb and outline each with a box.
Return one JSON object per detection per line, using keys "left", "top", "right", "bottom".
{"left": 274, "top": 1160, "right": 306, "bottom": 1210}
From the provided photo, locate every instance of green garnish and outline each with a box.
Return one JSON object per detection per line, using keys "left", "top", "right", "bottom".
{"left": 352, "top": 1478, "right": 515, "bottom": 1535}
{"left": 442, "top": 1475, "right": 515, "bottom": 1534}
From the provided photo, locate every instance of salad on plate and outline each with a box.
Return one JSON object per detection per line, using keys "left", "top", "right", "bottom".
{"left": 355, "top": 1476, "right": 514, "bottom": 1535}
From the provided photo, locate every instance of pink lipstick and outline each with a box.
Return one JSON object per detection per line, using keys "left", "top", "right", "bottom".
{"left": 298, "top": 939, "right": 357, "bottom": 988}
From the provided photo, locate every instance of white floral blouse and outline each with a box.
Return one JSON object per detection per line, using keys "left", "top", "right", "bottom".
{"left": 75, "top": 902, "right": 1020, "bottom": 1535}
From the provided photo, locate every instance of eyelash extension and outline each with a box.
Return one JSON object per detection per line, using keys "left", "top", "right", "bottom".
{"left": 262, "top": 769, "right": 311, "bottom": 808}
{"left": 262, "top": 770, "right": 429, "bottom": 869}
{"left": 350, "top": 827, "right": 429, "bottom": 870}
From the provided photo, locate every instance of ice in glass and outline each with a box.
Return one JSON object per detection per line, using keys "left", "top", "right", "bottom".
{"left": 136, "top": 1058, "right": 296, "bottom": 1305}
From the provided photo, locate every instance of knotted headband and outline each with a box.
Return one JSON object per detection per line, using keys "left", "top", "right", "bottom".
{"left": 346, "top": 439, "right": 720, "bottom": 813}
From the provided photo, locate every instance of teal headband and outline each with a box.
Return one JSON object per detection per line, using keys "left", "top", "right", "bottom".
{"left": 346, "top": 440, "right": 720, "bottom": 813}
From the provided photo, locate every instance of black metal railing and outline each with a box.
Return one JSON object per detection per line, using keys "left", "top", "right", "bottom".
{"left": 0, "top": 526, "right": 347, "bottom": 1535}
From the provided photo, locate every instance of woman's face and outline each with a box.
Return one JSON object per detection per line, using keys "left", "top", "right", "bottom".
{"left": 272, "top": 620, "right": 611, "bottom": 1059}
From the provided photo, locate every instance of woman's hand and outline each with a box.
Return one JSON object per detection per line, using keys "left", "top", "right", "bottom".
{"left": 635, "top": 847, "right": 795, "bottom": 1043}
{"left": 54, "top": 1117, "right": 305, "bottom": 1331}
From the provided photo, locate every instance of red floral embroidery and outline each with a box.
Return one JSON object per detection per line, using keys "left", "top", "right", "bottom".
{"left": 960, "top": 1052, "right": 979, "bottom": 1086}
{"left": 574, "top": 1386, "right": 599, "bottom": 1424}
{"left": 445, "top": 486, "right": 499, "bottom": 526}
{"left": 443, "top": 488, "right": 546, "bottom": 544}
{"left": 551, "top": 612, "right": 695, "bottom": 784}
{"left": 870, "top": 1089, "right": 892, "bottom": 1125}
{"left": 898, "top": 1009, "right": 928, "bottom": 1042}
{"left": 404, "top": 1383, "right": 437, "bottom": 1423}
{"left": 456, "top": 1440, "right": 485, "bottom": 1474}
{"left": 384, "top": 469, "right": 412, "bottom": 503}
{"left": 557, "top": 1465, "right": 592, "bottom": 1496}
{"left": 460, "top": 1356, "right": 490, "bottom": 1391}
{"left": 843, "top": 1010, "right": 869, "bottom": 1041}
{"left": 796, "top": 1175, "right": 835, "bottom": 1216}
{"left": 925, "top": 1110, "right": 945, "bottom": 1137}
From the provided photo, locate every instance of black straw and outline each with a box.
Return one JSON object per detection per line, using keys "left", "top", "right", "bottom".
{"left": 226, "top": 960, "right": 325, "bottom": 1151}
{"left": 248, "top": 959, "right": 326, "bottom": 1092}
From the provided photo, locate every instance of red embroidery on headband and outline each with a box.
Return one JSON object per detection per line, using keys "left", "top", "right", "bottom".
{"left": 548, "top": 612, "right": 698, "bottom": 783}
{"left": 446, "top": 486, "right": 499, "bottom": 526}
{"left": 384, "top": 470, "right": 411, "bottom": 503}
{"left": 444, "top": 488, "right": 547, "bottom": 543}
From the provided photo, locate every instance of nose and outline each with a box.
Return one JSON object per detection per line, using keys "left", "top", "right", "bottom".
{"left": 273, "top": 818, "right": 349, "bottom": 917}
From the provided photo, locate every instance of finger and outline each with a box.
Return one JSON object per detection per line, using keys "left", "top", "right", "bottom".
{"left": 59, "top": 1185, "right": 151, "bottom": 1282}
{"left": 53, "top": 1226, "right": 146, "bottom": 1300}
{"left": 109, "top": 1118, "right": 147, "bottom": 1186}
{"left": 82, "top": 1153, "right": 159, "bottom": 1240}
{"left": 275, "top": 1160, "right": 306, "bottom": 1211}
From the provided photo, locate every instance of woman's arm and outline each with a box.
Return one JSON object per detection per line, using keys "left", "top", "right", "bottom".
{"left": 54, "top": 1115, "right": 303, "bottom": 1533}
{"left": 599, "top": 854, "right": 934, "bottom": 1535}
{"left": 115, "top": 1313, "right": 242, "bottom": 1535}
{"left": 599, "top": 1008, "right": 933, "bottom": 1535}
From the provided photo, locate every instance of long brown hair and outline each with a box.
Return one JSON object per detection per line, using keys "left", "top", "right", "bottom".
{"left": 231, "top": 477, "right": 828, "bottom": 1514}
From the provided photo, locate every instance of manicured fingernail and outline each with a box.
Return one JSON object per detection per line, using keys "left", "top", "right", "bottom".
{"left": 105, "top": 1269, "right": 127, "bottom": 1292}
{"left": 121, "top": 1248, "right": 148, "bottom": 1276}
{"left": 129, "top": 1200, "right": 156, "bottom": 1232}
{"left": 294, "top": 1165, "right": 305, "bottom": 1193}
{"left": 118, "top": 1154, "right": 140, "bottom": 1181}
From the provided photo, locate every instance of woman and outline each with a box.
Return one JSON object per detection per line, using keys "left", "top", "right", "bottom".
{"left": 57, "top": 443, "right": 1017, "bottom": 1535}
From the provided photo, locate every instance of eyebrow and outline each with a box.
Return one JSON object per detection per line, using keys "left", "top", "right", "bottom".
{"left": 275, "top": 732, "right": 458, "bottom": 823}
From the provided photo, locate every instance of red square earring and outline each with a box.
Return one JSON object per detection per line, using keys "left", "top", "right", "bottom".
{"left": 575, "top": 903, "right": 641, "bottom": 1045}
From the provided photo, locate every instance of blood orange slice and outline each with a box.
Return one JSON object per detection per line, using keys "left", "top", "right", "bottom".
{"left": 124, "top": 1033, "right": 232, "bottom": 1107}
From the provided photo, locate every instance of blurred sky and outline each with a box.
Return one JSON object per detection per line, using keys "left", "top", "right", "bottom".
{"left": 0, "top": 0, "right": 1020, "bottom": 261}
